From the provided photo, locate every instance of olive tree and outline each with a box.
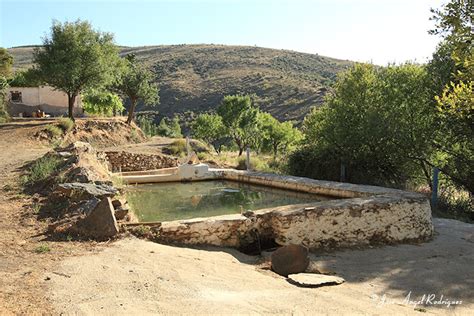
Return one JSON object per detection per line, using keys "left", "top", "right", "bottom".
{"left": 116, "top": 54, "right": 159, "bottom": 124}
{"left": 34, "top": 20, "right": 121, "bottom": 119}
{"left": 216, "top": 95, "right": 259, "bottom": 156}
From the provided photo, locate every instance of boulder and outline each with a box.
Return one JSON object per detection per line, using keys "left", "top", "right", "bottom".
{"left": 271, "top": 244, "right": 309, "bottom": 277}
{"left": 56, "top": 183, "right": 117, "bottom": 201}
{"left": 287, "top": 273, "right": 345, "bottom": 287}
{"left": 75, "top": 197, "right": 119, "bottom": 239}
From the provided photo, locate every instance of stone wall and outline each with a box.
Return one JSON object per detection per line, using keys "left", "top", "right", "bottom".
{"left": 153, "top": 170, "right": 434, "bottom": 250}
{"left": 103, "top": 151, "right": 178, "bottom": 172}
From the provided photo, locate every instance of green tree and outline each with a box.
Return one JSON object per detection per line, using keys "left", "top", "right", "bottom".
{"left": 0, "top": 48, "right": 13, "bottom": 77}
{"left": 156, "top": 116, "right": 182, "bottom": 138}
{"left": 429, "top": 0, "right": 474, "bottom": 193}
{"left": 260, "top": 112, "right": 302, "bottom": 158}
{"left": 217, "top": 94, "right": 259, "bottom": 156}
{"left": 192, "top": 113, "right": 227, "bottom": 153}
{"left": 430, "top": 0, "right": 473, "bottom": 81}
{"left": 33, "top": 20, "right": 121, "bottom": 119}
{"left": 289, "top": 63, "right": 435, "bottom": 187}
{"left": 82, "top": 89, "right": 124, "bottom": 116}
{"left": 8, "top": 68, "right": 43, "bottom": 87}
{"left": 116, "top": 54, "right": 159, "bottom": 124}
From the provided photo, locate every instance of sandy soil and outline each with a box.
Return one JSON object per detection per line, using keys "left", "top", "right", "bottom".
{"left": 1, "top": 120, "right": 473, "bottom": 315}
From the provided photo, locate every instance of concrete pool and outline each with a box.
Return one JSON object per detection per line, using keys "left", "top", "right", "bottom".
{"left": 119, "top": 165, "right": 434, "bottom": 250}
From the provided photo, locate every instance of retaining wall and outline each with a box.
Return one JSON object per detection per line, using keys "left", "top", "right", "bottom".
{"left": 151, "top": 169, "right": 434, "bottom": 249}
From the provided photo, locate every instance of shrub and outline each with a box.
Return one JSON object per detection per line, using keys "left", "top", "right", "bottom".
{"left": 166, "top": 139, "right": 187, "bottom": 157}
{"left": 137, "top": 116, "right": 158, "bottom": 137}
{"left": 164, "top": 139, "right": 210, "bottom": 157}
{"left": 23, "top": 154, "right": 62, "bottom": 185}
{"left": 45, "top": 125, "right": 63, "bottom": 138}
{"left": 236, "top": 155, "right": 269, "bottom": 171}
{"left": 57, "top": 117, "right": 74, "bottom": 132}
{"left": 434, "top": 187, "right": 473, "bottom": 223}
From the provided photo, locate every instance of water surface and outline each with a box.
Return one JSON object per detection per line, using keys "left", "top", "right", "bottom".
{"left": 126, "top": 180, "right": 331, "bottom": 222}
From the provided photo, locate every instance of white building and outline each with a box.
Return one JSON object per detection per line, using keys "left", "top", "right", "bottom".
{"left": 7, "top": 86, "right": 83, "bottom": 117}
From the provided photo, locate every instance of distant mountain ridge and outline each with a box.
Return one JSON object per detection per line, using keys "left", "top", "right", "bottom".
{"left": 8, "top": 44, "right": 352, "bottom": 121}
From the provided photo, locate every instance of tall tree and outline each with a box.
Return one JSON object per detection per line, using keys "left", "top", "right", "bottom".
{"left": 429, "top": 0, "right": 474, "bottom": 193}
{"left": 117, "top": 54, "right": 159, "bottom": 125}
{"left": 33, "top": 20, "right": 121, "bottom": 119}
{"left": 289, "top": 63, "right": 435, "bottom": 186}
{"left": 217, "top": 94, "right": 259, "bottom": 156}
{"left": 192, "top": 113, "right": 227, "bottom": 153}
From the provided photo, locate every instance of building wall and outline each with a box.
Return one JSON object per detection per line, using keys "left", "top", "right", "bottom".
{"left": 7, "top": 86, "right": 83, "bottom": 117}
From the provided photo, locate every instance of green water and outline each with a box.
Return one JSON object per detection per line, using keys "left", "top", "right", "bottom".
{"left": 126, "top": 180, "right": 330, "bottom": 222}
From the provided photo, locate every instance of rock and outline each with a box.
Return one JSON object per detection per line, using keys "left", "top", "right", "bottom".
{"left": 271, "top": 244, "right": 309, "bottom": 277}
{"left": 76, "top": 197, "right": 119, "bottom": 239}
{"left": 111, "top": 198, "right": 127, "bottom": 209}
{"left": 287, "top": 273, "right": 345, "bottom": 287}
{"left": 114, "top": 206, "right": 130, "bottom": 221}
{"left": 56, "top": 183, "right": 117, "bottom": 201}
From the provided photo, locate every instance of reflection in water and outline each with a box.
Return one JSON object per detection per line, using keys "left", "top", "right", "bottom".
{"left": 126, "top": 180, "right": 330, "bottom": 222}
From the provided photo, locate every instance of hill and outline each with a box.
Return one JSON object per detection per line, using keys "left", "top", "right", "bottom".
{"left": 8, "top": 44, "right": 352, "bottom": 121}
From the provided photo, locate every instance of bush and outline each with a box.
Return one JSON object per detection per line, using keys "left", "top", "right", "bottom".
{"left": 165, "top": 139, "right": 187, "bottom": 157}
{"left": 137, "top": 116, "right": 158, "bottom": 137}
{"left": 164, "top": 139, "right": 210, "bottom": 157}
{"left": 434, "top": 187, "right": 473, "bottom": 223}
{"left": 23, "top": 154, "right": 62, "bottom": 185}
{"left": 46, "top": 125, "right": 63, "bottom": 138}
{"left": 157, "top": 116, "right": 182, "bottom": 138}
{"left": 236, "top": 155, "right": 269, "bottom": 171}
{"left": 57, "top": 117, "right": 74, "bottom": 132}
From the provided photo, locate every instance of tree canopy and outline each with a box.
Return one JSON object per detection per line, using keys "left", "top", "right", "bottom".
{"left": 290, "top": 63, "right": 436, "bottom": 186}
{"left": 116, "top": 54, "right": 159, "bottom": 124}
{"left": 33, "top": 20, "right": 122, "bottom": 119}
{"left": 82, "top": 89, "right": 124, "bottom": 116}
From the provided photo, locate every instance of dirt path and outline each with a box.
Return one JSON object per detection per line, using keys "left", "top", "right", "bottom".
{"left": 0, "top": 121, "right": 102, "bottom": 314}
{"left": 1, "top": 121, "right": 473, "bottom": 315}
{"left": 47, "top": 218, "right": 473, "bottom": 315}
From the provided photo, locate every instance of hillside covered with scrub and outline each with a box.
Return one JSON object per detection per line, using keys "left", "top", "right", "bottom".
{"left": 8, "top": 44, "right": 352, "bottom": 121}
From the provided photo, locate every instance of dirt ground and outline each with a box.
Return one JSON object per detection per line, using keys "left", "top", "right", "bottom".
{"left": 0, "top": 120, "right": 473, "bottom": 315}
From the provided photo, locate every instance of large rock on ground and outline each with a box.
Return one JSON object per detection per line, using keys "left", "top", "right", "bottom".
{"left": 75, "top": 197, "right": 119, "bottom": 239}
{"left": 271, "top": 244, "right": 309, "bottom": 277}
{"left": 56, "top": 183, "right": 117, "bottom": 201}
{"left": 287, "top": 273, "right": 345, "bottom": 287}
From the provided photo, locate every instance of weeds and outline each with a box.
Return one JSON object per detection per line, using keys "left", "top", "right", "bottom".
{"left": 57, "top": 117, "right": 74, "bottom": 132}
{"left": 434, "top": 187, "right": 473, "bottom": 223}
{"left": 22, "top": 154, "right": 63, "bottom": 186}
{"left": 166, "top": 139, "right": 187, "bottom": 157}
{"left": 34, "top": 244, "right": 51, "bottom": 253}
{"left": 31, "top": 203, "right": 41, "bottom": 214}
{"left": 46, "top": 125, "right": 63, "bottom": 138}
{"left": 130, "top": 129, "right": 141, "bottom": 143}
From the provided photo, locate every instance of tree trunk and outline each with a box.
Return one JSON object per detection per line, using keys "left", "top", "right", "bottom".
{"left": 238, "top": 146, "right": 244, "bottom": 156}
{"left": 126, "top": 98, "right": 137, "bottom": 125}
{"left": 68, "top": 94, "right": 76, "bottom": 120}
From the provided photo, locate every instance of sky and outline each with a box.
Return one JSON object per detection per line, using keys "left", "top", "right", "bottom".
{"left": 0, "top": 0, "right": 445, "bottom": 65}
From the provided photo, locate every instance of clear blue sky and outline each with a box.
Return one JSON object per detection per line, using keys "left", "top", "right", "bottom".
{"left": 1, "top": 0, "right": 444, "bottom": 65}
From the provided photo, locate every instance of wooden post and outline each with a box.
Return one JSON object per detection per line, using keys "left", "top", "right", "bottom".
{"left": 431, "top": 167, "right": 439, "bottom": 209}
{"left": 246, "top": 147, "right": 250, "bottom": 171}
{"left": 340, "top": 163, "right": 346, "bottom": 182}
